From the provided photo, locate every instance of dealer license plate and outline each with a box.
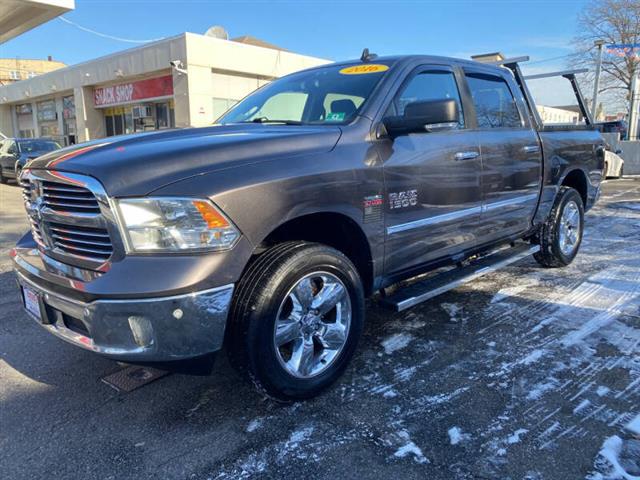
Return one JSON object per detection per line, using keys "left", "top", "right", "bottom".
{"left": 23, "top": 286, "right": 42, "bottom": 322}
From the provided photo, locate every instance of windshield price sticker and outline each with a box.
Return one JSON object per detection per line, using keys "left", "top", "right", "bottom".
{"left": 339, "top": 64, "right": 389, "bottom": 75}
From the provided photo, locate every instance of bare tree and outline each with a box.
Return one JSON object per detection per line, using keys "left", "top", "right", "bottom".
{"left": 572, "top": 0, "right": 640, "bottom": 114}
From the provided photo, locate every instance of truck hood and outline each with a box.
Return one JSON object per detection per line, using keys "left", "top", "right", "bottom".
{"left": 26, "top": 124, "right": 342, "bottom": 196}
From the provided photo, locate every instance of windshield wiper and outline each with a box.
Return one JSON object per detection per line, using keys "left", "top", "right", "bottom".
{"left": 243, "top": 117, "right": 303, "bottom": 125}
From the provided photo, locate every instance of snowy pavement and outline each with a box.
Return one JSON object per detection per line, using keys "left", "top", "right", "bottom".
{"left": 1, "top": 179, "right": 639, "bottom": 479}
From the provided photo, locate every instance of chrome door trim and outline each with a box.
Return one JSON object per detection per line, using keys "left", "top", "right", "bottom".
{"left": 386, "top": 193, "right": 539, "bottom": 235}
{"left": 387, "top": 205, "right": 482, "bottom": 235}
{"left": 480, "top": 193, "right": 538, "bottom": 213}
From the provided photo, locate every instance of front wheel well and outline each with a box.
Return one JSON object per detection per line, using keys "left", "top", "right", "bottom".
{"left": 258, "top": 213, "right": 374, "bottom": 296}
{"left": 561, "top": 169, "right": 588, "bottom": 207}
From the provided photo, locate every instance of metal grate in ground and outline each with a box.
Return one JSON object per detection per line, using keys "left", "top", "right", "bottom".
{"left": 101, "top": 365, "right": 169, "bottom": 392}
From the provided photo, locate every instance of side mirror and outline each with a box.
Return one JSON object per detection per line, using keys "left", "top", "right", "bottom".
{"left": 615, "top": 148, "right": 623, "bottom": 155}
{"left": 383, "top": 99, "right": 459, "bottom": 138}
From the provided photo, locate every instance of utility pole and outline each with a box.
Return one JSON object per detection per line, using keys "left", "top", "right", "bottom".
{"left": 628, "top": 68, "right": 639, "bottom": 140}
{"left": 591, "top": 40, "right": 605, "bottom": 120}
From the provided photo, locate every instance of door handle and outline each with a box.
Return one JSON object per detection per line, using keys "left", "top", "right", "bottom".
{"left": 454, "top": 151, "right": 480, "bottom": 161}
{"left": 523, "top": 145, "right": 540, "bottom": 154}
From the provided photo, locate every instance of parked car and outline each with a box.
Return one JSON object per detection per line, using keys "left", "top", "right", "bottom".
{"left": 12, "top": 54, "right": 605, "bottom": 401}
{"left": 0, "top": 138, "right": 61, "bottom": 184}
{"left": 604, "top": 148, "right": 625, "bottom": 179}
{"left": 596, "top": 120, "right": 628, "bottom": 140}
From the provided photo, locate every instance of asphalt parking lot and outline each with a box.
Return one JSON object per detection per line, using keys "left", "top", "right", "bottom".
{"left": 1, "top": 178, "right": 640, "bottom": 480}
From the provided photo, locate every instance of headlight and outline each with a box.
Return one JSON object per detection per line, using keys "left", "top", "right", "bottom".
{"left": 115, "top": 197, "right": 240, "bottom": 252}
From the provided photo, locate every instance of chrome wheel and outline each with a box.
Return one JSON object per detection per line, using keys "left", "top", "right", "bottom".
{"left": 559, "top": 200, "right": 580, "bottom": 256}
{"left": 274, "top": 271, "right": 351, "bottom": 378}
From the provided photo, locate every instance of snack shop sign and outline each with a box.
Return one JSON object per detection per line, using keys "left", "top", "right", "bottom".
{"left": 94, "top": 75, "right": 173, "bottom": 107}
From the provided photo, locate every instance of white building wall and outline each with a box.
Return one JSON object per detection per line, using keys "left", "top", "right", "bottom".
{"left": 0, "top": 33, "right": 329, "bottom": 140}
{"left": 536, "top": 105, "right": 580, "bottom": 124}
{"left": 182, "top": 33, "right": 329, "bottom": 127}
{"left": 0, "top": 32, "right": 329, "bottom": 140}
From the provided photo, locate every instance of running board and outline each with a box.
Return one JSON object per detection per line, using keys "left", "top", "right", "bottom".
{"left": 380, "top": 244, "right": 540, "bottom": 312}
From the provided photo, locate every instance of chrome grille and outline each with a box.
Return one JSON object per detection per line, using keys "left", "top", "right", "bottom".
{"left": 20, "top": 178, "right": 45, "bottom": 248}
{"left": 49, "top": 222, "right": 113, "bottom": 260}
{"left": 42, "top": 181, "right": 101, "bottom": 214}
{"left": 21, "top": 171, "right": 115, "bottom": 268}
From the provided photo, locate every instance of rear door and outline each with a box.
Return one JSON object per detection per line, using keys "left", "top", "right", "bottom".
{"left": 462, "top": 68, "right": 543, "bottom": 243}
{"left": 381, "top": 65, "right": 483, "bottom": 275}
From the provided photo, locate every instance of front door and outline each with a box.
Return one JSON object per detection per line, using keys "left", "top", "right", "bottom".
{"left": 381, "top": 66, "right": 483, "bottom": 276}
{"left": 463, "top": 69, "right": 543, "bottom": 243}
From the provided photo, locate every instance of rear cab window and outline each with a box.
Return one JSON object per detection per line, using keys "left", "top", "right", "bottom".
{"left": 464, "top": 72, "right": 522, "bottom": 129}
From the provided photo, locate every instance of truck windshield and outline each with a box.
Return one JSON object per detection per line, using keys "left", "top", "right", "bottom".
{"left": 218, "top": 62, "right": 391, "bottom": 126}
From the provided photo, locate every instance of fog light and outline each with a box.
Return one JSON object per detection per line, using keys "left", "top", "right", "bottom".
{"left": 172, "top": 308, "right": 183, "bottom": 320}
{"left": 128, "top": 316, "right": 154, "bottom": 348}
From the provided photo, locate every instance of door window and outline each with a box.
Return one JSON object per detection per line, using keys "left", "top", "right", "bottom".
{"left": 392, "top": 70, "right": 465, "bottom": 127}
{"left": 465, "top": 73, "right": 522, "bottom": 128}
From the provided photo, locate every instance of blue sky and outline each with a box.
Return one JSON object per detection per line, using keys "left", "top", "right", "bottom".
{"left": 1, "top": 0, "right": 589, "bottom": 104}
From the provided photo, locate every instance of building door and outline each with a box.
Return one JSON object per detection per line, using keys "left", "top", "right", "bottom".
{"left": 382, "top": 66, "right": 483, "bottom": 276}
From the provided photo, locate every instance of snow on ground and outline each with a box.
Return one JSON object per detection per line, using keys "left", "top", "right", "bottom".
{"left": 448, "top": 426, "right": 471, "bottom": 445}
{"left": 393, "top": 430, "right": 429, "bottom": 464}
{"left": 626, "top": 415, "right": 640, "bottom": 436}
{"left": 3, "top": 181, "right": 640, "bottom": 479}
{"left": 134, "top": 182, "right": 640, "bottom": 477}
{"left": 381, "top": 332, "right": 413, "bottom": 354}
{"left": 589, "top": 436, "right": 640, "bottom": 480}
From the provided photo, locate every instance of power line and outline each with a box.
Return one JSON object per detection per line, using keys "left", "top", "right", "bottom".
{"left": 526, "top": 52, "right": 582, "bottom": 66}
{"left": 58, "top": 16, "right": 165, "bottom": 44}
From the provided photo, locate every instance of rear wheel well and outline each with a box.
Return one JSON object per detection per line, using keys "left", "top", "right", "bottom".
{"left": 259, "top": 213, "right": 374, "bottom": 296}
{"left": 561, "top": 169, "right": 588, "bottom": 207}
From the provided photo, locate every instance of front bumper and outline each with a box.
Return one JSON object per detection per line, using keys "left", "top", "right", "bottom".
{"left": 15, "top": 270, "right": 234, "bottom": 363}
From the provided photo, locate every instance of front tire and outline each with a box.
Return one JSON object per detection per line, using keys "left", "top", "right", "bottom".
{"left": 534, "top": 186, "right": 584, "bottom": 268}
{"left": 226, "top": 241, "right": 365, "bottom": 401}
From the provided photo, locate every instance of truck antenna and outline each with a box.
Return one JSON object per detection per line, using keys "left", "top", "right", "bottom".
{"left": 360, "top": 48, "right": 378, "bottom": 62}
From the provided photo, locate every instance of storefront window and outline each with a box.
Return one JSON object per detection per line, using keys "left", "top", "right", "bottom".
{"left": 125, "top": 110, "right": 133, "bottom": 134}
{"left": 62, "top": 96, "right": 77, "bottom": 145}
{"left": 104, "top": 101, "right": 174, "bottom": 137}
{"left": 156, "top": 103, "right": 169, "bottom": 129}
{"left": 105, "top": 115, "right": 114, "bottom": 137}
{"left": 37, "top": 100, "right": 57, "bottom": 122}
{"left": 15, "top": 103, "right": 35, "bottom": 138}
{"left": 37, "top": 99, "right": 59, "bottom": 140}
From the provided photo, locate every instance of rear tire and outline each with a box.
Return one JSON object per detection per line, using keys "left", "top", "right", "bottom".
{"left": 534, "top": 186, "right": 584, "bottom": 268}
{"left": 226, "top": 241, "right": 365, "bottom": 401}
{"left": 0, "top": 169, "right": 6, "bottom": 184}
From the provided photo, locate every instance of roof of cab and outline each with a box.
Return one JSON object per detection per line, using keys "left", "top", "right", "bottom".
{"left": 305, "top": 54, "right": 506, "bottom": 74}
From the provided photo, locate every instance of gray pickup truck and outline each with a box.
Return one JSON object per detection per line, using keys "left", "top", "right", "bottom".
{"left": 12, "top": 53, "right": 604, "bottom": 400}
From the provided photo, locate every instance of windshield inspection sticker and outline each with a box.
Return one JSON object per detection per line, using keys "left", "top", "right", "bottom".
{"left": 326, "top": 112, "right": 346, "bottom": 122}
{"left": 339, "top": 64, "right": 389, "bottom": 75}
